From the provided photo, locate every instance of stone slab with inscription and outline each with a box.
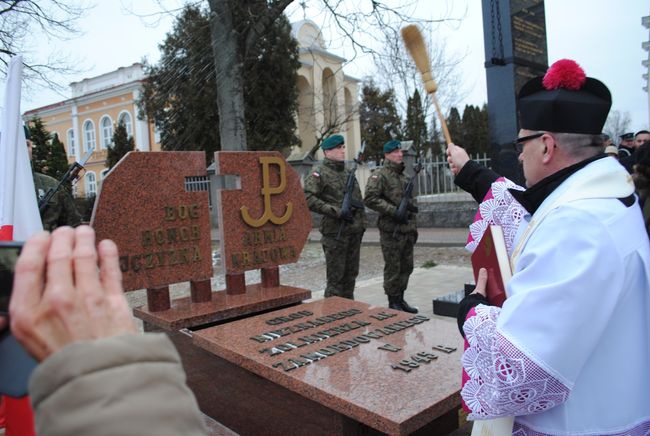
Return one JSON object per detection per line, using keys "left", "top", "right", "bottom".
{"left": 92, "top": 151, "right": 213, "bottom": 291}
{"left": 214, "top": 151, "right": 312, "bottom": 273}
{"left": 190, "top": 297, "right": 464, "bottom": 436}
{"left": 127, "top": 150, "right": 311, "bottom": 329}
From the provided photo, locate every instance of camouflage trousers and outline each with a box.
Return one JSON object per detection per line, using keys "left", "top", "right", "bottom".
{"left": 379, "top": 230, "right": 418, "bottom": 297}
{"left": 321, "top": 231, "right": 364, "bottom": 300}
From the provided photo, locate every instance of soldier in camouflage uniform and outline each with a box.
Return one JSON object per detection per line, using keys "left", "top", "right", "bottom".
{"left": 27, "top": 133, "right": 82, "bottom": 231}
{"left": 304, "top": 135, "right": 366, "bottom": 299}
{"left": 364, "top": 140, "right": 419, "bottom": 313}
{"left": 33, "top": 172, "right": 82, "bottom": 231}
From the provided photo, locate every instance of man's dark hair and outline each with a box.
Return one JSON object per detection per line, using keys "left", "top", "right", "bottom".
{"left": 635, "top": 130, "right": 650, "bottom": 138}
{"left": 632, "top": 141, "right": 650, "bottom": 202}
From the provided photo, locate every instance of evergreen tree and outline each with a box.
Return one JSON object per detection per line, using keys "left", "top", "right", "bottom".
{"left": 244, "top": 13, "right": 300, "bottom": 152}
{"left": 429, "top": 116, "right": 444, "bottom": 158}
{"left": 404, "top": 90, "right": 428, "bottom": 156}
{"left": 48, "top": 133, "right": 70, "bottom": 183}
{"left": 446, "top": 107, "right": 463, "bottom": 149}
{"left": 359, "top": 80, "right": 402, "bottom": 164}
{"left": 27, "top": 117, "right": 51, "bottom": 173}
{"left": 139, "top": 4, "right": 300, "bottom": 160}
{"left": 106, "top": 122, "right": 135, "bottom": 169}
{"left": 461, "top": 104, "right": 490, "bottom": 155}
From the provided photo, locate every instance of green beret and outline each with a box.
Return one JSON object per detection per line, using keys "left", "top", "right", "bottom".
{"left": 383, "top": 140, "right": 401, "bottom": 154}
{"left": 321, "top": 135, "right": 344, "bottom": 150}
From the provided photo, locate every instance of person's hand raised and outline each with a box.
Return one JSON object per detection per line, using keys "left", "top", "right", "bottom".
{"left": 446, "top": 143, "right": 470, "bottom": 176}
{"left": 9, "top": 226, "right": 136, "bottom": 362}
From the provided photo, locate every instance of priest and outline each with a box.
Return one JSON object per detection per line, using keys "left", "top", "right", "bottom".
{"left": 448, "top": 59, "right": 650, "bottom": 435}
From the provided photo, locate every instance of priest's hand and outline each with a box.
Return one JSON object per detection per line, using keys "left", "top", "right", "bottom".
{"left": 446, "top": 143, "right": 470, "bottom": 175}
{"left": 472, "top": 268, "right": 488, "bottom": 298}
{"left": 9, "top": 226, "right": 136, "bottom": 362}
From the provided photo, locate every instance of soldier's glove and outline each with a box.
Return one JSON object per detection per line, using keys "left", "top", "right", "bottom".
{"left": 407, "top": 204, "right": 419, "bottom": 213}
{"left": 340, "top": 209, "right": 354, "bottom": 223}
{"left": 328, "top": 206, "right": 341, "bottom": 218}
{"left": 393, "top": 209, "right": 408, "bottom": 224}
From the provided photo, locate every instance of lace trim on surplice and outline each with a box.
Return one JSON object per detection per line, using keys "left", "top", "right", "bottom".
{"left": 461, "top": 305, "right": 570, "bottom": 420}
{"left": 466, "top": 178, "right": 526, "bottom": 256}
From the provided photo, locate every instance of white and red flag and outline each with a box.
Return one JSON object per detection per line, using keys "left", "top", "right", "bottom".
{"left": 0, "top": 55, "right": 39, "bottom": 436}
{"left": 0, "top": 55, "right": 42, "bottom": 241}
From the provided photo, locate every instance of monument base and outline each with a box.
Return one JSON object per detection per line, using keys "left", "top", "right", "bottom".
{"left": 187, "top": 297, "right": 464, "bottom": 435}
{"left": 172, "top": 326, "right": 459, "bottom": 436}
{"left": 133, "top": 283, "right": 311, "bottom": 330}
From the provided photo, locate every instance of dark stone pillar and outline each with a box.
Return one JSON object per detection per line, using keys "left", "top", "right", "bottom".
{"left": 481, "top": 0, "right": 548, "bottom": 185}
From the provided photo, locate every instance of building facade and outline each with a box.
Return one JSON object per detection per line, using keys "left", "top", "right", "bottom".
{"left": 23, "top": 21, "right": 361, "bottom": 198}
{"left": 23, "top": 63, "right": 158, "bottom": 198}
{"left": 291, "top": 20, "right": 362, "bottom": 162}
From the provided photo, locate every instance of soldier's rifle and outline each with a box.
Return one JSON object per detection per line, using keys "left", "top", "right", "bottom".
{"left": 336, "top": 141, "right": 366, "bottom": 240}
{"left": 38, "top": 148, "right": 93, "bottom": 214}
{"left": 393, "top": 147, "right": 422, "bottom": 237}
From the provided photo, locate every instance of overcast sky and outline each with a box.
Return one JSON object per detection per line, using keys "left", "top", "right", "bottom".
{"left": 7, "top": 0, "right": 650, "bottom": 133}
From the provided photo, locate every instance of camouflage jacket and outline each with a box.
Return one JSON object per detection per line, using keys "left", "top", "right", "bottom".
{"left": 304, "top": 158, "right": 366, "bottom": 236}
{"left": 34, "top": 172, "right": 82, "bottom": 231}
{"left": 364, "top": 160, "right": 418, "bottom": 234}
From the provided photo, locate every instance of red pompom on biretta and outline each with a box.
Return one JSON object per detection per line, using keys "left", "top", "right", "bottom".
{"left": 542, "top": 59, "right": 586, "bottom": 91}
{"left": 518, "top": 58, "right": 611, "bottom": 134}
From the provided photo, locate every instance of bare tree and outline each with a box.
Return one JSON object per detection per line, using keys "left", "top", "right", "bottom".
{"left": 0, "top": 0, "right": 89, "bottom": 92}
{"left": 139, "top": 1, "right": 458, "bottom": 152}
{"left": 604, "top": 110, "right": 632, "bottom": 143}
{"left": 373, "top": 25, "right": 466, "bottom": 134}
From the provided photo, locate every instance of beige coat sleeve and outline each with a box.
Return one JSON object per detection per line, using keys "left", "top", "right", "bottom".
{"left": 29, "top": 333, "right": 207, "bottom": 436}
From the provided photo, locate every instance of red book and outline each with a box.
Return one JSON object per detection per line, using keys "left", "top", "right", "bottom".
{"left": 470, "top": 225, "right": 511, "bottom": 307}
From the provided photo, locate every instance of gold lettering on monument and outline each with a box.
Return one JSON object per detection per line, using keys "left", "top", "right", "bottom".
{"left": 119, "top": 203, "right": 204, "bottom": 273}
{"left": 241, "top": 156, "right": 293, "bottom": 227}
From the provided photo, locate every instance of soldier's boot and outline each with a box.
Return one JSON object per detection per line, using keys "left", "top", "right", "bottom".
{"left": 388, "top": 295, "right": 405, "bottom": 311}
{"left": 399, "top": 292, "right": 418, "bottom": 314}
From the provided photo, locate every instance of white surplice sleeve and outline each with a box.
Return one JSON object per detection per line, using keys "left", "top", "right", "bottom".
{"left": 461, "top": 203, "right": 625, "bottom": 419}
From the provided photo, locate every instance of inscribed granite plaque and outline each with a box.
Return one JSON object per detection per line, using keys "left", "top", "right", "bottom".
{"left": 511, "top": 0, "right": 548, "bottom": 93}
{"left": 193, "top": 297, "right": 464, "bottom": 435}
{"left": 91, "top": 152, "right": 212, "bottom": 291}
{"left": 214, "top": 151, "right": 311, "bottom": 273}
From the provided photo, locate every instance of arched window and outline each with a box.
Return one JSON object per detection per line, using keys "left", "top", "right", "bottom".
{"left": 85, "top": 172, "right": 96, "bottom": 198}
{"left": 83, "top": 120, "right": 96, "bottom": 152}
{"left": 118, "top": 111, "right": 133, "bottom": 138}
{"left": 100, "top": 116, "right": 113, "bottom": 149}
{"left": 66, "top": 129, "right": 76, "bottom": 156}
